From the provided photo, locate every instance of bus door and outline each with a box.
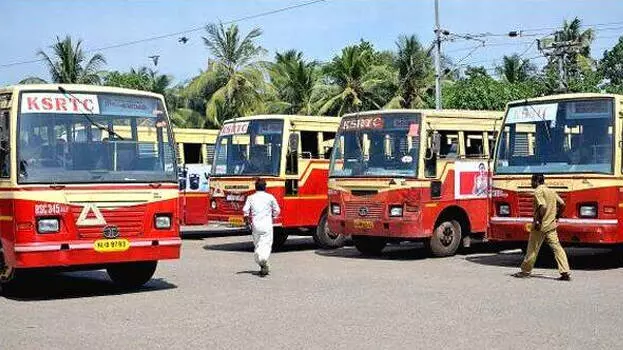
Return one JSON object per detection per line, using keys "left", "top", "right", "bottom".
{"left": 282, "top": 132, "right": 300, "bottom": 227}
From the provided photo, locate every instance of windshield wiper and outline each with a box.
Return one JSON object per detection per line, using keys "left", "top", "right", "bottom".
{"left": 58, "top": 86, "right": 125, "bottom": 140}
{"left": 521, "top": 99, "right": 551, "bottom": 141}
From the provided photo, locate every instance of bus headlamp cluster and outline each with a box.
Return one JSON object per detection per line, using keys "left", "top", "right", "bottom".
{"left": 498, "top": 203, "right": 510, "bottom": 216}
{"left": 389, "top": 205, "right": 403, "bottom": 217}
{"left": 37, "top": 218, "right": 60, "bottom": 233}
{"left": 155, "top": 215, "right": 172, "bottom": 229}
{"left": 579, "top": 204, "right": 597, "bottom": 218}
{"left": 331, "top": 204, "right": 341, "bottom": 215}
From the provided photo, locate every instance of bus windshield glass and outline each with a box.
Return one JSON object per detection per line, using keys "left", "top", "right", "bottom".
{"left": 18, "top": 92, "right": 177, "bottom": 184}
{"left": 212, "top": 119, "right": 284, "bottom": 176}
{"left": 329, "top": 114, "right": 421, "bottom": 178}
{"left": 495, "top": 98, "right": 614, "bottom": 175}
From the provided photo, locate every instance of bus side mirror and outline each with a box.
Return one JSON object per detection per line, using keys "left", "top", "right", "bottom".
{"left": 432, "top": 133, "right": 441, "bottom": 154}
{"left": 424, "top": 149, "right": 437, "bottom": 178}
{"left": 288, "top": 133, "right": 299, "bottom": 153}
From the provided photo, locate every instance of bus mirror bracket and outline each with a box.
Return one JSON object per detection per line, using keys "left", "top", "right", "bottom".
{"left": 432, "top": 133, "right": 441, "bottom": 154}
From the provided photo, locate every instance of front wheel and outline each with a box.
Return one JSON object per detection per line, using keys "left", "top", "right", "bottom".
{"left": 107, "top": 261, "right": 157, "bottom": 289}
{"left": 313, "top": 213, "right": 346, "bottom": 249}
{"left": 352, "top": 235, "right": 386, "bottom": 256}
{"left": 0, "top": 249, "right": 17, "bottom": 295}
{"left": 428, "top": 220, "right": 462, "bottom": 257}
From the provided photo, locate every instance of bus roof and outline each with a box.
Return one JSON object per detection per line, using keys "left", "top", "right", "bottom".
{"left": 506, "top": 92, "right": 623, "bottom": 107}
{"left": 220, "top": 114, "right": 341, "bottom": 123}
{"left": 342, "top": 109, "right": 503, "bottom": 120}
{"left": 0, "top": 84, "right": 165, "bottom": 99}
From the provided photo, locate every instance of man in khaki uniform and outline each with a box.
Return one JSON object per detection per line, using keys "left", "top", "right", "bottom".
{"left": 513, "top": 174, "right": 571, "bottom": 281}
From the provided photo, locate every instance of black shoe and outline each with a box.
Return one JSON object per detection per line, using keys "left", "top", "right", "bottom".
{"left": 512, "top": 271, "right": 531, "bottom": 278}
{"left": 259, "top": 261, "right": 269, "bottom": 276}
{"left": 558, "top": 273, "right": 571, "bottom": 281}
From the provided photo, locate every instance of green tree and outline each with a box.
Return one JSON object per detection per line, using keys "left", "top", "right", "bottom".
{"left": 269, "top": 50, "right": 318, "bottom": 115}
{"left": 495, "top": 54, "right": 536, "bottom": 83}
{"left": 317, "top": 43, "right": 396, "bottom": 116}
{"left": 104, "top": 67, "right": 171, "bottom": 94}
{"left": 199, "top": 23, "right": 267, "bottom": 126}
{"left": 600, "top": 36, "right": 623, "bottom": 90}
{"left": 386, "top": 35, "right": 433, "bottom": 109}
{"left": 25, "top": 35, "right": 106, "bottom": 84}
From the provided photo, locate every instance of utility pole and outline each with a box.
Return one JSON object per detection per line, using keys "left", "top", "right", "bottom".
{"left": 434, "top": 0, "right": 442, "bottom": 110}
{"left": 537, "top": 32, "right": 582, "bottom": 93}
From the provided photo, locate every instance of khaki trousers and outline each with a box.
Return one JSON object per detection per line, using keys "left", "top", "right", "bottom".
{"left": 520, "top": 229, "right": 570, "bottom": 274}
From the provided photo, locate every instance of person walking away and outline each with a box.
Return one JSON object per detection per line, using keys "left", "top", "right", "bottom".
{"left": 513, "top": 174, "right": 571, "bottom": 281}
{"left": 243, "top": 178, "right": 280, "bottom": 276}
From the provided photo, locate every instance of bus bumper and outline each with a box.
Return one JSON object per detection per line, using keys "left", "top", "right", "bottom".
{"left": 489, "top": 217, "right": 620, "bottom": 245}
{"left": 328, "top": 217, "right": 427, "bottom": 239}
{"left": 10, "top": 238, "right": 182, "bottom": 269}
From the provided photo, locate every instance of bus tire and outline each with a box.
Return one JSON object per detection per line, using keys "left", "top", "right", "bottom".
{"left": 0, "top": 250, "right": 17, "bottom": 295}
{"left": 428, "top": 220, "right": 462, "bottom": 257}
{"left": 313, "top": 212, "right": 345, "bottom": 249}
{"left": 272, "top": 229, "right": 289, "bottom": 251}
{"left": 107, "top": 261, "right": 157, "bottom": 289}
{"left": 352, "top": 235, "right": 386, "bottom": 256}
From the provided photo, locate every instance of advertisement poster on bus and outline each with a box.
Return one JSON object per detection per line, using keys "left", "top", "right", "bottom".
{"left": 454, "top": 161, "right": 490, "bottom": 200}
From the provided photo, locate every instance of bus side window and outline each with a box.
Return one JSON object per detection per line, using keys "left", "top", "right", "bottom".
{"left": 465, "top": 132, "right": 484, "bottom": 158}
{"left": 322, "top": 132, "right": 336, "bottom": 159}
{"left": 286, "top": 133, "right": 299, "bottom": 175}
{"left": 0, "top": 109, "right": 8, "bottom": 178}
{"left": 300, "top": 131, "right": 318, "bottom": 159}
{"left": 438, "top": 131, "right": 459, "bottom": 159}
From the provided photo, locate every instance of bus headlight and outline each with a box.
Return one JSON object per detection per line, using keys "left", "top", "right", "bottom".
{"left": 155, "top": 215, "right": 172, "bottom": 229}
{"left": 389, "top": 205, "right": 403, "bottom": 217}
{"left": 331, "top": 204, "right": 341, "bottom": 215}
{"left": 498, "top": 203, "right": 510, "bottom": 216}
{"left": 211, "top": 200, "right": 217, "bottom": 210}
{"left": 37, "top": 218, "right": 60, "bottom": 233}
{"left": 579, "top": 204, "right": 597, "bottom": 218}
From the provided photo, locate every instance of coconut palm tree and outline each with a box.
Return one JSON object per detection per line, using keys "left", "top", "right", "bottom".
{"left": 316, "top": 45, "right": 395, "bottom": 116}
{"left": 35, "top": 35, "right": 106, "bottom": 84}
{"left": 387, "top": 35, "right": 433, "bottom": 108}
{"left": 269, "top": 50, "right": 318, "bottom": 115}
{"left": 495, "top": 54, "right": 536, "bottom": 83}
{"left": 198, "top": 23, "right": 266, "bottom": 126}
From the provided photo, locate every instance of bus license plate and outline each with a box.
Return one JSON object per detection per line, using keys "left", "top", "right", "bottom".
{"left": 94, "top": 239, "right": 130, "bottom": 253}
{"left": 354, "top": 220, "right": 374, "bottom": 229}
{"left": 228, "top": 217, "right": 245, "bottom": 227}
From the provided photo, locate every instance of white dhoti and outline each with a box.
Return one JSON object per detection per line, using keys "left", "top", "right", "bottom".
{"left": 251, "top": 226, "right": 273, "bottom": 266}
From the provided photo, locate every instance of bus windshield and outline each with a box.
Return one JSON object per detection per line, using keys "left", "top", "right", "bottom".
{"left": 495, "top": 98, "right": 614, "bottom": 175}
{"left": 17, "top": 92, "right": 177, "bottom": 184}
{"left": 329, "top": 113, "right": 421, "bottom": 178}
{"left": 212, "top": 119, "right": 284, "bottom": 176}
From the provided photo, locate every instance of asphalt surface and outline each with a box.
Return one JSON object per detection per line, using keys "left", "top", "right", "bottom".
{"left": 1, "top": 234, "right": 623, "bottom": 350}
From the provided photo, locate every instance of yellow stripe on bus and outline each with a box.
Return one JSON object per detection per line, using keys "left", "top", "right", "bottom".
{"left": 0, "top": 216, "right": 13, "bottom": 221}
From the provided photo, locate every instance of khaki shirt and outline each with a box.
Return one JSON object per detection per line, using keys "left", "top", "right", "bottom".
{"left": 534, "top": 184, "right": 564, "bottom": 233}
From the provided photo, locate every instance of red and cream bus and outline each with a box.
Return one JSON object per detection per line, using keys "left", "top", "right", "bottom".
{"left": 327, "top": 109, "right": 502, "bottom": 256}
{"left": 490, "top": 93, "right": 622, "bottom": 246}
{"left": 208, "top": 115, "right": 343, "bottom": 248}
{"left": 0, "top": 84, "right": 181, "bottom": 289}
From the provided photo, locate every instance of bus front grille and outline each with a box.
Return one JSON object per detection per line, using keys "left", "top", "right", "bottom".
{"left": 71, "top": 205, "right": 146, "bottom": 238}
{"left": 517, "top": 192, "right": 568, "bottom": 217}
{"left": 345, "top": 202, "right": 383, "bottom": 219}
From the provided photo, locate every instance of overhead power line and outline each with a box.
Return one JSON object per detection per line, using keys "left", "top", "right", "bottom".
{"left": 0, "top": 0, "right": 328, "bottom": 69}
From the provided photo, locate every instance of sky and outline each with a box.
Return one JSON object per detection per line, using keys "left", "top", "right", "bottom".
{"left": 1, "top": 0, "right": 623, "bottom": 86}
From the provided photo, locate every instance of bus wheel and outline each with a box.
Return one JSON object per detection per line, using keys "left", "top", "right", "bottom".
{"left": 313, "top": 213, "right": 345, "bottom": 249}
{"left": 352, "top": 235, "right": 386, "bottom": 256}
{"left": 0, "top": 250, "right": 17, "bottom": 295}
{"left": 272, "top": 229, "right": 289, "bottom": 251}
{"left": 428, "top": 220, "right": 462, "bottom": 257}
{"left": 107, "top": 261, "right": 157, "bottom": 289}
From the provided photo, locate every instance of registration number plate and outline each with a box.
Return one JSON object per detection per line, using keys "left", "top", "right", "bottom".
{"left": 228, "top": 217, "right": 245, "bottom": 227}
{"left": 354, "top": 219, "right": 374, "bottom": 229}
{"left": 94, "top": 239, "right": 130, "bottom": 253}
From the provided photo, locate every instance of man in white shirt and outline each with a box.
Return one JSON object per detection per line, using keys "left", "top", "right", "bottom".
{"left": 243, "top": 178, "right": 281, "bottom": 276}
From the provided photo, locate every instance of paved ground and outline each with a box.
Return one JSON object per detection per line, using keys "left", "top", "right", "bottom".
{"left": 1, "top": 234, "right": 623, "bottom": 350}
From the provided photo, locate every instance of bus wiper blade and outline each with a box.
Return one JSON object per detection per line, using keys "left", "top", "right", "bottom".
{"left": 57, "top": 87, "right": 125, "bottom": 140}
{"left": 522, "top": 99, "right": 551, "bottom": 141}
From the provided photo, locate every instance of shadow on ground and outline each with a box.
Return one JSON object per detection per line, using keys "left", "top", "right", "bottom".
{"left": 316, "top": 242, "right": 431, "bottom": 261}
{"left": 2, "top": 270, "right": 176, "bottom": 301}
{"left": 466, "top": 247, "right": 623, "bottom": 271}
{"left": 204, "top": 236, "right": 317, "bottom": 253}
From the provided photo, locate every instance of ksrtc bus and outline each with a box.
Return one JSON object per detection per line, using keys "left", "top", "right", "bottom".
{"left": 327, "top": 109, "right": 502, "bottom": 256}
{"left": 490, "top": 93, "right": 623, "bottom": 247}
{"left": 208, "top": 115, "right": 343, "bottom": 248}
{"left": 174, "top": 128, "right": 218, "bottom": 226}
{"left": 0, "top": 84, "right": 181, "bottom": 289}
